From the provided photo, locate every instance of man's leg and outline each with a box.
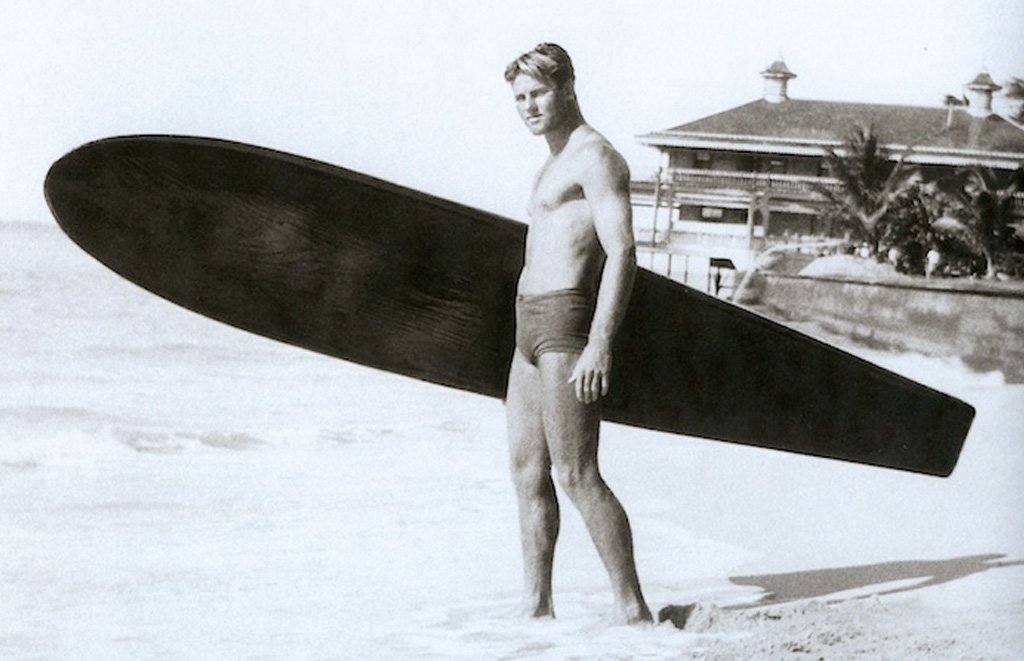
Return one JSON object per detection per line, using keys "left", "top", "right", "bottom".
{"left": 506, "top": 351, "right": 559, "bottom": 617}
{"left": 537, "top": 352, "right": 652, "bottom": 624}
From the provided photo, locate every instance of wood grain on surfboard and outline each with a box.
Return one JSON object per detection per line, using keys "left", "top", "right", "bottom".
{"left": 45, "top": 136, "right": 974, "bottom": 475}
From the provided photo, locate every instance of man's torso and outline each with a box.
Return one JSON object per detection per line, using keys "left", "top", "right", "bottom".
{"left": 518, "top": 127, "right": 614, "bottom": 296}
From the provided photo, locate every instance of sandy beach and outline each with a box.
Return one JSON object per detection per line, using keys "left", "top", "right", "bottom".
{"left": 2, "top": 222, "right": 1022, "bottom": 659}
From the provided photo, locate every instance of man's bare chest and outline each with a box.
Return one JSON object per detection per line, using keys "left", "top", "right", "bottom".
{"left": 528, "top": 161, "right": 585, "bottom": 218}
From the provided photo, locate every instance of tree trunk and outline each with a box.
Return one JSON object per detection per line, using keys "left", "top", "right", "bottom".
{"left": 983, "top": 248, "right": 997, "bottom": 279}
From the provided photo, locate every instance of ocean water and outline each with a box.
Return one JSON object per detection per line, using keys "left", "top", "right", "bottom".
{"left": 1, "top": 222, "right": 520, "bottom": 658}
{"left": 2, "top": 222, "right": 1022, "bottom": 659}
{"left": 2, "top": 222, "right": 498, "bottom": 440}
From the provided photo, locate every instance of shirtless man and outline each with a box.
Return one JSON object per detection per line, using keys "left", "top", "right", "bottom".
{"left": 504, "top": 43, "right": 652, "bottom": 625}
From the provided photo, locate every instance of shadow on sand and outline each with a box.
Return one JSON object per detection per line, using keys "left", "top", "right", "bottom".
{"left": 727, "top": 553, "right": 1023, "bottom": 608}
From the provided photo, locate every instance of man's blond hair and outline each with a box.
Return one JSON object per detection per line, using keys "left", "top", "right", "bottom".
{"left": 504, "top": 43, "right": 575, "bottom": 91}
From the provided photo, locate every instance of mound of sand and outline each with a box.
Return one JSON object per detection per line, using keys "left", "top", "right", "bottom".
{"left": 665, "top": 599, "right": 1024, "bottom": 659}
{"left": 799, "top": 255, "right": 901, "bottom": 281}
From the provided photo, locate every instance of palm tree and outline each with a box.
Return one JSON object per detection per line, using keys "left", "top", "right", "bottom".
{"left": 879, "top": 184, "right": 936, "bottom": 275}
{"left": 932, "top": 167, "right": 1024, "bottom": 278}
{"left": 943, "top": 94, "right": 968, "bottom": 108}
{"left": 1004, "top": 77, "right": 1024, "bottom": 123}
{"left": 813, "top": 125, "right": 918, "bottom": 257}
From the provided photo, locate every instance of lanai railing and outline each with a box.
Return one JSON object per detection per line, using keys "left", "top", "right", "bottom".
{"left": 635, "top": 167, "right": 1024, "bottom": 208}
{"left": 661, "top": 168, "right": 842, "bottom": 197}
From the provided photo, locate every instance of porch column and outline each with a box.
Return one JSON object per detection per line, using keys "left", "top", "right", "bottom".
{"left": 758, "top": 193, "right": 771, "bottom": 237}
{"left": 746, "top": 191, "right": 769, "bottom": 249}
{"left": 745, "top": 192, "right": 757, "bottom": 249}
{"left": 650, "top": 167, "right": 662, "bottom": 246}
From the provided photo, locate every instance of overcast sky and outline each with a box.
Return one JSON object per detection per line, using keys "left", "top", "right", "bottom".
{"left": 3, "top": 0, "right": 1022, "bottom": 223}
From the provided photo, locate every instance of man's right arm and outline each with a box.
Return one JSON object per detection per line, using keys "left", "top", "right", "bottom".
{"left": 569, "top": 144, "right": 636, "bottom": 404}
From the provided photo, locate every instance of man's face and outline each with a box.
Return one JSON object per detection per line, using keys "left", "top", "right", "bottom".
{"left": 512, "top": 74, "right": 569, "bottom": 135}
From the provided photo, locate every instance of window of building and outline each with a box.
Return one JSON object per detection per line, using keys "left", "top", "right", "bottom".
{"left": 694, "top": 151, "right": 713, "bottom": 170}
{"left": 701, "top": 207, "right": 724, "bottom": 220}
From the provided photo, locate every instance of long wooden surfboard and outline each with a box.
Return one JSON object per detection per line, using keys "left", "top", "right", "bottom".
{"left": 44, "top": 136, "right": 973, "bottom": 476}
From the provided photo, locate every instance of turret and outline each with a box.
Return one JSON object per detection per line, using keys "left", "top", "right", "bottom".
{"left": 761, "top": 60, "right": 796, "bottom": 104}
{"left": 965, "top": 72, "right": 1001, "bottom": 118}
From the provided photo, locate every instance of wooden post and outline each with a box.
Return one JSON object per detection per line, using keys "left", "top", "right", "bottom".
{"left": 760, "top": 194, "right": 771, "bottom": 239}
{"left": 662, "top": 179, "right": 675, "bottom": 247}
{"left": 650, "top": 167, "right": 662, "bottom": 246}
{"left": 745, "top": 192, "right": 757, "bottom": 250}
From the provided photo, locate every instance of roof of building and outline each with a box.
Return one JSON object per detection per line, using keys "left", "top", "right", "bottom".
{"left": 761, "top": 60, "right": 796, "bottom": 79}
{"left": 968, "top": 72, "right": 1001, "bottom": 90}
{"left": 639, "top": 98, "right": 1024, "bottom": 160}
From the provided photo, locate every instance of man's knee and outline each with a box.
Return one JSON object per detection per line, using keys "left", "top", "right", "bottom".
{"left": 511, "top": 456, "right": 554, "bottom": 497}
{"left": 553, "top": 463, "right": 603, "bottom": 501}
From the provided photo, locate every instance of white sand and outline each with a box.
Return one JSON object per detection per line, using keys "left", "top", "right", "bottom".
{"left": 799, "top": 254, "right": 900, "bottom": 281}
{"left": 2, "top": 224, "right": 1022, "bottom": 659}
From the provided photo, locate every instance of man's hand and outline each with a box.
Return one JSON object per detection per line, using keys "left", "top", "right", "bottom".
{"left": 569, "top": 343, "right": 612, "bottom": 404}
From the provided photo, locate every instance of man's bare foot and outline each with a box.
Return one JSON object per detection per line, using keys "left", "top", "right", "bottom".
{"left": 523, "top": 600, "right": 555, "bottom": 619}
{"left": 623, "top": 603, "right": 654, "bottom": 625}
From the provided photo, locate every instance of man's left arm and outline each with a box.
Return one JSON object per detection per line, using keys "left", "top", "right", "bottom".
{"left": 570, "top": 145, "right": 637, "bottom": 404}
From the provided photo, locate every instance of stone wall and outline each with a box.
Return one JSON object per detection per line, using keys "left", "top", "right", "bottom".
{"left": 750, "top": 273, "right": 1024, "bottom": 381}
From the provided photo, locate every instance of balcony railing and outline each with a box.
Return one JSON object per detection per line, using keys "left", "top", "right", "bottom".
{"left": 657, "top": 168, "right": 843, "bottom": 197}
{"left": 637, "top": 168, "right": 1024, "bottom": 210}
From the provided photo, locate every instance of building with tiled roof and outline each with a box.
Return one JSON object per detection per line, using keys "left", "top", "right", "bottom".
{"left": 642, "top": 97, "right": 1024, "bottom": 167}
{"left": 631, "top": 61, "right": 1024, "bottom": 284}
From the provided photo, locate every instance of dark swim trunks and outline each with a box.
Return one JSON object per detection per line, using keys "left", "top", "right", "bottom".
{"left": 515, "top": 288, "right": 595, "bottom": 365}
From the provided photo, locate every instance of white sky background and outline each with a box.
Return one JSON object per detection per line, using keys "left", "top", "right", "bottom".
{"left": 2, "top": 0, "right": 1022, "bottom": 224}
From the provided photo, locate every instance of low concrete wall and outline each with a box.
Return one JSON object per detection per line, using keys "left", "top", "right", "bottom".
{"left": 749, "top": 273, "right": 1024, "bottom": 381}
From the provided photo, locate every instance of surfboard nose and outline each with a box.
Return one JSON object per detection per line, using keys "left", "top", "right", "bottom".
{"left": 45, "top": 136, "right": 158, "bottom": 258}
{"left": 45, "top": 139, "right": 93, "bottom": 240}
{"left": 43, "top": 134, "right": 523, "bottom": 400}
